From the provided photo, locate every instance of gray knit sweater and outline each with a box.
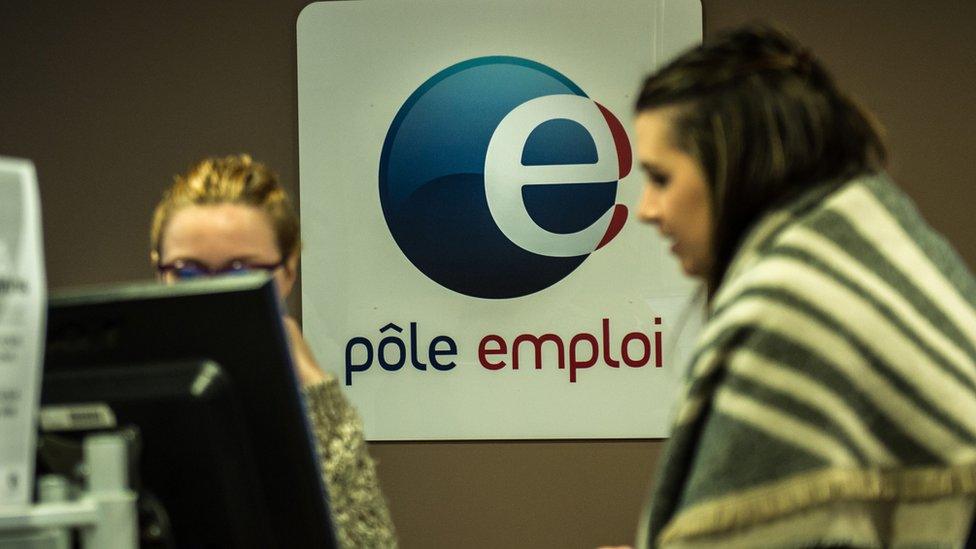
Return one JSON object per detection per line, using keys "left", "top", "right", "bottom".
{"left": 303, "top": 376, "right": 397, "bottom": 548}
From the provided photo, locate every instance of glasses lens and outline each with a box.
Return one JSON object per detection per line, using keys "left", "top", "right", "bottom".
{"left": 174, "top": 265, "right": 207, "bottom": 279}
{"left": 221, "top": 260, "right": 283, "bottom": 276}
{"left": 218, "top": 261, "right": 254, "bottom": 276}
{"left": 225, "top": 267, "right": 255, "bottom": 276}
{"left": 164, "top": 259, "right": 208, "bottom": 280}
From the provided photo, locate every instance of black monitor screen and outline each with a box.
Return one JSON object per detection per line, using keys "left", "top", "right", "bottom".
{"left": 40, "top": 275, "right": 337, "bottom": 548}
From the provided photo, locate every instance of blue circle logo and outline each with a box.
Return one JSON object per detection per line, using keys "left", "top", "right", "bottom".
{"left": 379, "top": 56, "right": 631, "bottom": 299}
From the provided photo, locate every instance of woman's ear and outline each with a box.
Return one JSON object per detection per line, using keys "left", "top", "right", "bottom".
{"left": 151, "top": 250, "right": 164, "bottom": 282}
{"left": 276, "top": 250, "right": 300, "bottom": 299}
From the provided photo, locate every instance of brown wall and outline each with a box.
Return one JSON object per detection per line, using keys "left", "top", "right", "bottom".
{"left": 2, "top": 1, "right": 973, "bottom": 547}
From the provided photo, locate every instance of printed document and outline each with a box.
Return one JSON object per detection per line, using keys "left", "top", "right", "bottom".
{"left": 0, "top": 157, "right": 46, "bottom": 507}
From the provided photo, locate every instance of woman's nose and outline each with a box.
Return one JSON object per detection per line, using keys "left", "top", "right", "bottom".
{"left": 637, "top": 184, "right": 661, "bottom": 225}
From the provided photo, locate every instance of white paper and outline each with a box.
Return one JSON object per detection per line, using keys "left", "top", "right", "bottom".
{"left": 0, "top": 157, "right": 46, "bottom": 507}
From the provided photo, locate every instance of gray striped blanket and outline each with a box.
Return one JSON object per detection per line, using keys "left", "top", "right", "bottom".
{"left": 642, "top": 174, "right": 976, "bottom": 548}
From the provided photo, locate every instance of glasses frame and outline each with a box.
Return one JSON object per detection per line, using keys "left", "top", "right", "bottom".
{"left": 156, "top": 258, "right": 286, "bottom": 280}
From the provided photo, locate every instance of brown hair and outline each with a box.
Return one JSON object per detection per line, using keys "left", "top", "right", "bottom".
{"left": 150, "top": 154, "right": 300, "bottom": 264}
{"left": 636, "top": 23, "right": 887, "bottom": 298}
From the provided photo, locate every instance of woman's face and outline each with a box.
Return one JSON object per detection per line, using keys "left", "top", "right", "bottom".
{"left": 158, "top": 203, "right": 298, "bottom": 298}
{"left": 634, "top": 108, "right": 714, "bottom": 279}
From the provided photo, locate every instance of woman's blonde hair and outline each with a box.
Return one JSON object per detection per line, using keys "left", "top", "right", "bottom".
{"left": 150, "top": 154, "right": 301, "bottom": 264}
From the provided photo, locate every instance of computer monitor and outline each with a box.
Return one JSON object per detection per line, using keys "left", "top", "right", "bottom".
{"left": 39, "top": 275, "right": 337, "bottom": 548}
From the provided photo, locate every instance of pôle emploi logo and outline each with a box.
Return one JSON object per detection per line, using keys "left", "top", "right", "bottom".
{"left": 379, "top": 56, "right": 630, "bottom": 299}
{"left": 347, "top": 57, "right": 663, "bottom": 386}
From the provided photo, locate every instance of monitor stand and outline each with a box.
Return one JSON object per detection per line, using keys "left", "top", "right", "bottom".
{"left": 0, "top": 432, "right": 138, "bottom": 549}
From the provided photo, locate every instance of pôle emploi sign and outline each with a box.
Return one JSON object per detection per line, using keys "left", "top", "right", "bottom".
{"left": 298, "top": 0, "right": 702, "bottom": 440}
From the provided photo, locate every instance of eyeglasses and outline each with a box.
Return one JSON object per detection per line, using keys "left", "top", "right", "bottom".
{"left": 157, "top": 258, "right": 285, "bottom": 280}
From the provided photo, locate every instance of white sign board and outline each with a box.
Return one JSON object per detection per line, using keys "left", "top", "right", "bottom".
{"left": 0, "top": 157, "right": 46, "bottom": 506}
{"left": 298, "top": 0, "right": 702, "bottom": 440}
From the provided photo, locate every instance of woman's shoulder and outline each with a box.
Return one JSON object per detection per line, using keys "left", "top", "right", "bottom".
{"left": 723, "top": 174, "right": 965, "bottom": 297}
{"left": 707, "top": 172, "right": 976, "bottom": 365}
{"left": 300, "top": 372, "right": 365, "bottom": 426}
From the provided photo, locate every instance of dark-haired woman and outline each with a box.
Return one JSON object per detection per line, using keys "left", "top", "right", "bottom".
{"left": 630, "top": 24, "right": 976, "bottom": 548}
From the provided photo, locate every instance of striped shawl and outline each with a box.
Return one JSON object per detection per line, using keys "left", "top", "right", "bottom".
{"left": 643, "top": 174, "right": 976, "bottom": 548}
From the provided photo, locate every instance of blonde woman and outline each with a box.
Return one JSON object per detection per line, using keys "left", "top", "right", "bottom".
{"left": 151, "top": 154, "right": 397, "bottom": 548}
